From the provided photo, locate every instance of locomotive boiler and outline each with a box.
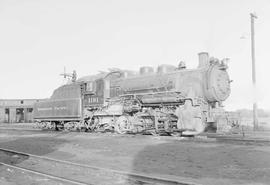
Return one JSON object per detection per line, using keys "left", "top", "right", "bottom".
{"left": 33, "top": 52, "right": 232, "bottom": 135}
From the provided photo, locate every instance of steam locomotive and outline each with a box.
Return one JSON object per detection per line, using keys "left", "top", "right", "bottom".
{"left": 33, "top": 52, "right": 232, "bottom": 135}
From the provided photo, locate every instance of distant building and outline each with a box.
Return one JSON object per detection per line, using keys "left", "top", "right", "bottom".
{"left": 0, "top": 99, "right": 43, "bottom": 123}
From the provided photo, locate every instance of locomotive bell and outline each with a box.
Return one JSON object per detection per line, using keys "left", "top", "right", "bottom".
{"left": 198, "top": 52, "right": 209, "bottom": 68}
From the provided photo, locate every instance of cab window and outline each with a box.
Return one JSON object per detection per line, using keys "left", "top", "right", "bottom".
{"left": 86, "top": 82, "right": 95, "bottom": 92}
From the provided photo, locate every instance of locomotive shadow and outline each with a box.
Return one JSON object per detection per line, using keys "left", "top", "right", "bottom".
{"left": 129, "top": 139, "right": 222, "bottom": 185}
{"left": 130, "top": 138, "right": 270, "bottom": 184}
{"left": 130, "top": 139, "right": 204, "bottom": 180}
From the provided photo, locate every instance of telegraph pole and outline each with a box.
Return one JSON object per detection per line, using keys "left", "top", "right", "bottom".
{"left": 250, "top": 12, "right": 258, "bottom": 130}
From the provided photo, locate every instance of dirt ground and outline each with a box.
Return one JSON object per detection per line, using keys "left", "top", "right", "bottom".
{"left": 0, "top": 129, "right": 270, "bottom": 185}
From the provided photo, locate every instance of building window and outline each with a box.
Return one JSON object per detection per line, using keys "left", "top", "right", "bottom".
{"left": 27, "top": 108, "right": 33, "bottom": 113}
{"left": 21, "top": 100, "right": 24, "bottom": 104}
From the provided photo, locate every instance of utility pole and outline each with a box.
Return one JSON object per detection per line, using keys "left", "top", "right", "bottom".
{"left": 250, "top": 12, "right": 258, "bottom": 131}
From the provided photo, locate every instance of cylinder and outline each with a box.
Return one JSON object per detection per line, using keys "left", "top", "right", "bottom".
{"left": 198, "top": 52, "right": 209, "bottom": 68}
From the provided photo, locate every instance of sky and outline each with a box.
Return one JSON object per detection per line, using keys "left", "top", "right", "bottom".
{"left": 0, "top": 0, "right": 270, "bottom": 111}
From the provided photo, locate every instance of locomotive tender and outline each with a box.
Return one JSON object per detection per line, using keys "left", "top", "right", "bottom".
{"left": 33, "top": 52, "right": 231, "bottom": 135}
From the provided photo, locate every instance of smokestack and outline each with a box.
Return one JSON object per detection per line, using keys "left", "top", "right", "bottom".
{"left": 198, "top": 52, "right": 209, "bottom": 68}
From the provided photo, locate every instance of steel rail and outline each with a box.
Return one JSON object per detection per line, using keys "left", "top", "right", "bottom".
{"left": 0, "top": 147, "right": 197, "bottom": 185}
{"left": 0, "top": 127, "right": 40, "bottom": 131}
{"left": 0, "top": 162, "right": 90, "bottom": 185}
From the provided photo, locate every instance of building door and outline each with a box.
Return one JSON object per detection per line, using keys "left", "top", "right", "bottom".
{"left": 5, "top": 108, "right": 9, "bottom": 123}
{"left": 16, "top": 108, "right": 24, "bottom": 123}
{"left": 25, "top": 108, "right": 33, "bottom": 122}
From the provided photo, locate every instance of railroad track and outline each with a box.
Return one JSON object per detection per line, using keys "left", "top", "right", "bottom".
{"left": 0, "top": 162, "right": 88, "bottom": 185}
{"left": 1, "top": 127, "right": 269, "bottom": 144}
{"left": 0, "top": 147, "right": 197, "bottom": 185}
